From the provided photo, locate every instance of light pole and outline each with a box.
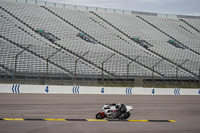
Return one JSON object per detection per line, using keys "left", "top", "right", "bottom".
{"left": 46, "top": 48, "right": 62, "bottom": 80}
{"left": 14, "top": 45, "right": 31, "bottom": 80}
{"left": 74, "top": 51, "right": 89, "bottom": 85}
{"left": 127, "top": 55, "right": 140, "bottom": 87}
{"left": 198, "top": 68, "right": 200, "bottom": 87}
{"left": 199, "top": 68, "right": 200, "bottom": 84}
{"left": 152, "top": 59, "right": 163, "bottom": 88}
{"left": 101, "top": 53, "right": 115, "bottom": 86}
{"left": 175, "top": 59, "right": 189, "bottom": 88}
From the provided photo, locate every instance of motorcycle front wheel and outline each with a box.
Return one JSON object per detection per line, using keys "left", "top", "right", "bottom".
{"left": 96, "top": 112, "right": 105, "bottom": 119}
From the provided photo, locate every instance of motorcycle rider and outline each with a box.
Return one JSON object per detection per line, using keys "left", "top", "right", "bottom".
{"left": 96, "top": 103, "right": 132, "bottom": 119}
{"left": 104, "top": 103, "right": 121, "bottom": 109}
{"left": 105, "top": 103, "right": 127, "bottom": 117}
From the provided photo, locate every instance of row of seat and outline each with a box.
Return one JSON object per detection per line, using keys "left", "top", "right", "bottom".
{"left": 0, "top": 5, "right": 102, "bottom": 76}
{"left": 0, "top": 38, "right": 68, "bottom": 74}
{"left": 0, "top": 1, "right": 157, "bottom": 77}
{"left": 95, "top": 12, "right": 199, "bottom": 75}
{"left": 48, "top": 7, "right": 192, "bottom": 77}
{"left": 0, "top": 1, "right": 199, "bottom": 79}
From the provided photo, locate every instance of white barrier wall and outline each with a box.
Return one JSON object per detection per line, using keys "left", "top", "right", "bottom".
{"left": 0, "top": 84, "right": 199, "bottom": 95}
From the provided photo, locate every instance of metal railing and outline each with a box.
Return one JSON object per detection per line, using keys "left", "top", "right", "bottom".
{"left": 0, "top": 71, "right": 199, "bottom": 88}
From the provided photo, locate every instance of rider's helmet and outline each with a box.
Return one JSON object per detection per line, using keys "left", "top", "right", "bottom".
{"left": 116, "top": 103, "right": 121, "bottom": 109}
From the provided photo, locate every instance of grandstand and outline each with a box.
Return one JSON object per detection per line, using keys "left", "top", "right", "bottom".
{"left": 0, "top": 0, "right": 199, "bottom": 87}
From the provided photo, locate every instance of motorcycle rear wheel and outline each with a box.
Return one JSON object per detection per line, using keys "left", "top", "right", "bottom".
{"left": 118, "top": 112, "right": 131, "bottom": 119}
{"left": 123, "top": 112, "right": 131, "bottom": 119}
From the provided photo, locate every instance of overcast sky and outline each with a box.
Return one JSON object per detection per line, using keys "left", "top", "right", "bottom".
{"left": 42, "top": 0, "right": 200, "bottom": 16}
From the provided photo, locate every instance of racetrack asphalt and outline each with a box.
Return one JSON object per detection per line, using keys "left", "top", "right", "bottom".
{"left": 0, "top": 94, "right": 200, "bottom": 133}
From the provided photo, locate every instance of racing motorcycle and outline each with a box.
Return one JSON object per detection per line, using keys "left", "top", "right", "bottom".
{"left": 96, "top": 103, "right": 133, "bottom": 119}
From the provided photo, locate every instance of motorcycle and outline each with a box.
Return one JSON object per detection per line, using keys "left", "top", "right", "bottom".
{"left": 96, "top": 103, "right": 133, "bottom": 119}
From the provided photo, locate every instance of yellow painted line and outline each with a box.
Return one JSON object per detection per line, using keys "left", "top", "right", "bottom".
{"left": 86, "top": 119, "right": 108, "bottom": 122}
{"left": 1, "top": 118, "right": 176, "bottom": 122}
{"left": 44, "top": 119, "right": 67, "bottom": 121}
{"left": 128, "top": 120, "right": 148, "bottom": 122}
{"left": 3, "top": 118, "right": 24, "bottom": 121}
{"left": 169, "top": 120, "right": 177, "bottom": 122}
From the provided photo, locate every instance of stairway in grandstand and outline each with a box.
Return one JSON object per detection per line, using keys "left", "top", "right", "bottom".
{"left": 0, "top": 1, "right": 199, "bottom": 80}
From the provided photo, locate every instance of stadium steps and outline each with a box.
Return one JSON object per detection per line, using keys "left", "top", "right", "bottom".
{"left": 0, "top": 6, "right": 36, "bottom": 36}
{"left": 0, "top": 5, "right": 107, "bottom": 77}
{"left": 178, "top": 25, "right": 196, "bottom": 36}
{"left": 135, "top": 16, "right": 199, "bottom": 79}
{"left": 136, "top": 15, "right": 200, "bottom": 56}
{"left": 89, "top": 11, "right": 133, "bottom": 42}
{"left": 90, "top": 11, "right": 199, "bottom": 79}
{"left": 41, "top": 6, "right": 115, "bottom": 77}
{"left": 89, "top": 11, "right": 152, "bottom": 51}
{"left": 0, "top": 5, "right": 60, "bottom": 50}
{"left": 0, "top": 10, "right": 59, "bottom": 53}
{"left": 179, "top": 19, "right": 200, "bottom": 34}
{"left": 0, "top": 12, "right": 72, "bottom": 75}
{"left": 0, "top": 35, "right": 73, "bottom": 76}
{"left": 42, "top": 6, "right": 164, "bottom": 78}
{"left": 129, "top": 38, "right": 198, "bottom": 79}
{"left": 0, "top": 6, "right": 61, "bottom": 51}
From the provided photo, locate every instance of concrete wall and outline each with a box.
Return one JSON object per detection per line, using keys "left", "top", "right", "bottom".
{"left": 0, "top": 84, "right": 199, "bottom": 95}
